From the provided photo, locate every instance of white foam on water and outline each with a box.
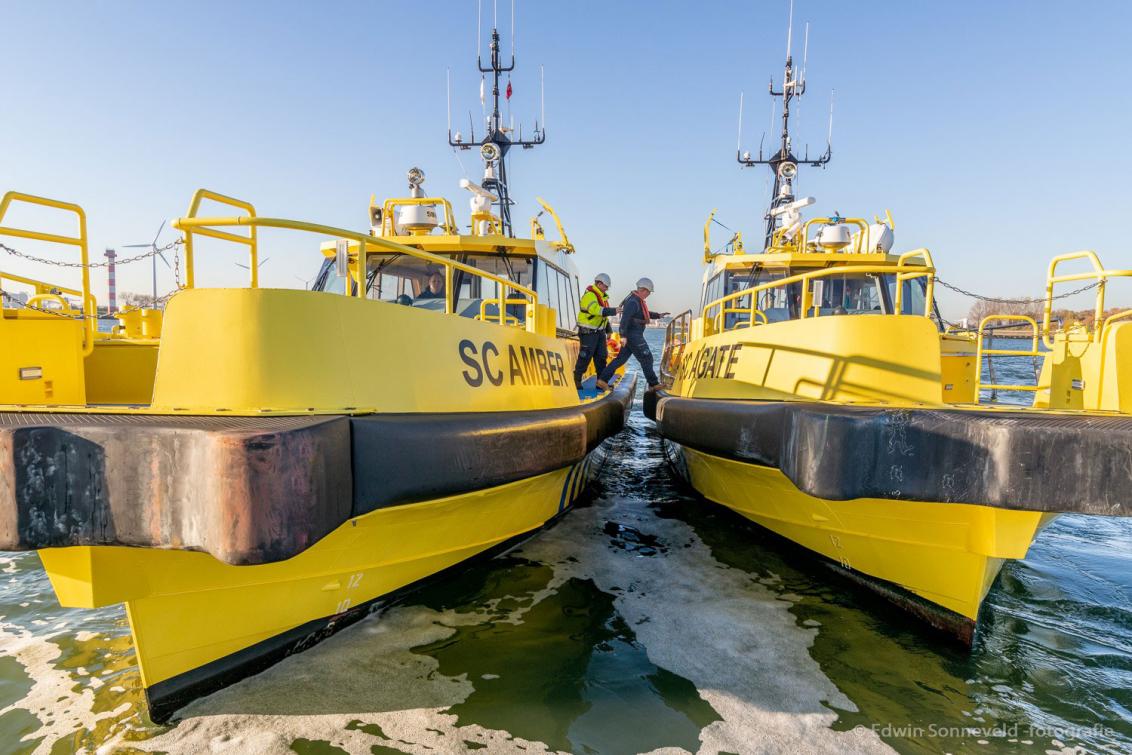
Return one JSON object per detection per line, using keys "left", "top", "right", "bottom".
{"left": 125, "top": 484, "right": 891, "bottom": 753}
{"left": 0, "top": 621, "right": 129, "bottom": 754}
{"left": 514, "top": 491, "right": 893, "bottom": 755}
{"left": 116, "top": 602, "right": 568, "bottom": 754}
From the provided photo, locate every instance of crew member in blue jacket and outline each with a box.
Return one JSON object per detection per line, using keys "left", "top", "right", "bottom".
{"left": 596, "top": 277, "right": 668, "bottom": 391}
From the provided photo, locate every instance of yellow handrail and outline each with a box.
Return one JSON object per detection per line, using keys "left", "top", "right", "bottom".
{"left": 476, "top": 297, "right": 529, "bottom": 327}
{"left": 471, "top": 212, "right": 504, "bottom": 236}
{"left": 0, "top": 191, "right": 96, "bottom": 355}
{"left": 181, "top": 189, "right": 259, "bottom": 289}
{"left": 379, "top": 197, "right": 458, "bottom": 236}
{"left": 770, "top": 216, "right": 871, "bottom": 255}
{"left": 705, "top": 259, "right": 935, "bottom": 334}
{"left": 172, "top": 212, "right": 538, "bottom": 332}
{"left": 718, "top": 305, "right": 768, "bottom": 329}
{"left": 975, "top": 315, "right": 1042, "bottom": 397}
{"left": 1042, "top": 251, "right": 1132, "bottom": 347}
{"left": 0, "top": 271, "right": 83, "bottom": 299}
{"left": 895, "top": 248, "right": 935, "bottom": 315}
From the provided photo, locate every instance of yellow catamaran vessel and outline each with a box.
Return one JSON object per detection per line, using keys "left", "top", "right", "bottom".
{"left": 0, "top": 23, "right": 632, "bottom": 721}
{"left": 647, "top": 30, "right": 1132, "bottom": 643}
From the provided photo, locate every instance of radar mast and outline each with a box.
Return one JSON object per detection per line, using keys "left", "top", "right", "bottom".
{"left": 737, "top": 3, "right": 832, "bottom": 248}
{"left": 449, "top": 17, "right": 545, "bottom": 237}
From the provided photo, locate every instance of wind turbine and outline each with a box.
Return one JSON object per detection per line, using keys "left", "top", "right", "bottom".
{"left": 121, "top": 221, "right": 171, "bottom": 305}
{"left": 236, "top": 257, "right": 270, "bottom": 273}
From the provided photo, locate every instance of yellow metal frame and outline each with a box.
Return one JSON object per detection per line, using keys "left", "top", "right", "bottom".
{"left": 0, "top": 270, "right": 83, "bottom": 300}
{"left": 894, "top": 249, "right": 936, "bottom": 315}
{"left": 703, "top": 209, "right": 743, "bottom": 263}
{"left": 975, "top": 315, "right": 1041, "bottom": 396}
{"left": 172, "top": 191, "right": 538, "bottom": 332}
{"left": 703, "top": 210, "right": 716, "bottom": 263}
{"left": 533, "top": 198, "right": 574, "bottom": 254}
{"left": 718, "top": 305, "right": 768, "bottom": 329}
{"left": 0, "top": 191, "right": 96, "bottom": 355}
{"left": 379, "top": 197, "right": 458, "bottom": 237}
{"left": 1042, "top": 251, "right": 1132, "bottom": 347}
{"left": 181, "top": 189, "right": 259, "bottom": 289}
{"left": 770, "top": 216, "right": 870, "bottom": 255}
{"left": 476, "top": 297, "right": 530, "bottom": 327}
{"left": 705, "top": 255, "right": 935, "bottom": 334}
{"left": 471, "top": 211, "right": 504, "bottom": 236}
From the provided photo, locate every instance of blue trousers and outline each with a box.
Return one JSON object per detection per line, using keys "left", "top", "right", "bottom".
{"left": 598, "top": 332, "right": 658, "bottom": 387}
{"left": 573, "top": 329, "right": 609, "bottom": 388}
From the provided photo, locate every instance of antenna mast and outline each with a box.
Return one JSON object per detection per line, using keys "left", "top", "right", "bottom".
{"left": 737, "top": 4, "right": 831, "bottom": 248}
{"left": 449, "top": 16, "right": 545, "bottom": 237}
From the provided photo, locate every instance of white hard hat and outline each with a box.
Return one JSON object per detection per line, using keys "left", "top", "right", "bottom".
{"left": 636, "top": 277, "right": 655, "bottom": 292}
{"left": 594, "top": 273, "right": 611, "bottom": 287}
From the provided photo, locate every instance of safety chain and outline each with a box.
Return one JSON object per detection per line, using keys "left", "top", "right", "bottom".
{"left": 933, "top": 277, "right": 1100, "bottom": 304}
{"left": 1, "top": 240, "right": 186, "bottom": 318}
{"left": 0, "top": 239, "right": 183, "bottom": 268}
{"left": 0, "top": 296, "right": 102, "bottom": 321}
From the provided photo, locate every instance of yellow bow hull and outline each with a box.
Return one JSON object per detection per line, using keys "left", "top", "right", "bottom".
{"left": 39, "top": 453, "right": 602, "bottom": 722}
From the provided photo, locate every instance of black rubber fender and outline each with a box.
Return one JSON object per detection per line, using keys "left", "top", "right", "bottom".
{"left": 350, "top": 374, "right": 636, "bottom": 513}
{"left": 653, "top": 392, "right": 1132, "bottom": 516}
{"left": 0, "top": 375, "right": 636, "bottom": 564}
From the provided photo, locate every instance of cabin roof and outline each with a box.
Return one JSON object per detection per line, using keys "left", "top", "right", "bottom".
{"left": 319, "top": 234, "right": 542, "bottom": 258}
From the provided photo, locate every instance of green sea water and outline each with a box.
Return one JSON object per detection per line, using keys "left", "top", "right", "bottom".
{"left": 1, "top": 335, "right": 1130, "bottom": 754}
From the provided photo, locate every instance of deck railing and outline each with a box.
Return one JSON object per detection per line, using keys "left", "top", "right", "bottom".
{"left": 0, "top": 191, "right": 96, "bottom": 354}
{"left": 1042, "top": 251, "right": 1132, "bottom": 347}
{"left": 660, "top": 309, "right": 693, "bottom": 383}
{"left": 703, "top": 249, "right": 936, "bottom": 335}
{"left": 173, "top": 189, "right": 538, "bottom": 332}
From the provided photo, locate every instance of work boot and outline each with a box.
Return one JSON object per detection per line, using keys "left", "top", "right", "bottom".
{"left": 595, "top": 379, "right": 610, "bottom": 391}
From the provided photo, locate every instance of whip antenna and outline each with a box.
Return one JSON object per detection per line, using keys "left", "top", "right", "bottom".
{"left": 827, "top": 89, "right": 835, "bottom": 149}
{"left": 737, "top": 92, "right": 745, "bottom": 157}
{"left": 801, "top": 22, "right": 809, "bottom": 87}
{"left": 738, "top": 0, "right": 831, "bottom": 247}
{"left": 786, "top": 0, "right": 794, "bottom": 58}
{"left": 450, "top": 0, "right": 544, "bottom": 237}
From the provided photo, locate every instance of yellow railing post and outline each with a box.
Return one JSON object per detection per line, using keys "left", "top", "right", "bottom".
{"left": 0, "top": 191, "right": 96, "bottom": 355}
{"left": 444, "top": 265, "right": 454, "bottom": 315}
{"left": 180, "top": 189, "right": 259, "bottom": 290}
{"left": 704, "top": 262, "right": 936, "bottom": 329}
{"left": 171, "top": 210, "right": 538, "bottom": 331}
{"left": 380, "top": 197, "right": 458, "bottom": 236}
{"left": 975, "top": 315, "right": 1042, "bottom": 399}
{"left": 895, "top": 249, "right": 936, "bottom": 316}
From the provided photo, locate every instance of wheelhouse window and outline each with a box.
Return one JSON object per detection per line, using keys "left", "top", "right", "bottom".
{"left": 883, "top": 275, "right": 928, "bottom": 316}
{"left": 810, "top": 274, "right": 885, "bottom": 316}
{"left": 537, "top": 259, "right": 579, "bottom": 333}
{"left": 701, "top": 273, "right": 723, "bottom": 314}
{"left": 723, "top": 268, "right": 794, "bottom": 325}
{"left": 311, "top": 253, "right": 534, "bottom": 320}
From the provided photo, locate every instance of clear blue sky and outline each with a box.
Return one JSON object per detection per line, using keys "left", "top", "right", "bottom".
{"left": 3, "top": 0, "right": 1131, "bottom": 319}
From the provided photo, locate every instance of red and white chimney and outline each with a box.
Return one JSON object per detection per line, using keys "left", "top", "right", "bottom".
{"left": 104, "top": 248, "right": 117, "bottom": 314}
